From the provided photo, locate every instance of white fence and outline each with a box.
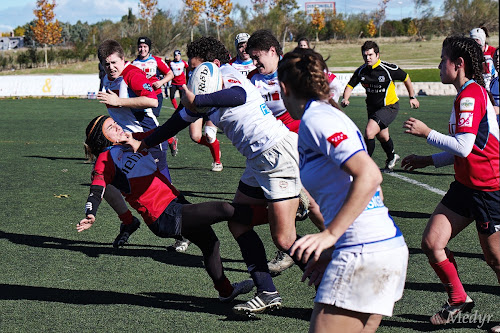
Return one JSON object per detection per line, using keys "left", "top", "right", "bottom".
{"left": 0, "top": 73, "right": 456, "bottom": 98}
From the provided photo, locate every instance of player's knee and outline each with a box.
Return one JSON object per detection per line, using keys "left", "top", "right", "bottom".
{"left": 272, "top": 233, "right": 295, "bottom": 252}
{"left": 190, "top": 133, "right": 202, "bottom": 142}
{"left": 204, "top": 125, "right": 217, "bottom": 143}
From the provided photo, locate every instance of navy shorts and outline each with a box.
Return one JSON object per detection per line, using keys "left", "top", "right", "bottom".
{"left": 441, "top": 180, "right": 500, "bottom": 235}
{"left": 148, "top": 198, "right": 183, "bottom": 238}
{"left": 368, "top": 102, "right": 399, "bottom": 130}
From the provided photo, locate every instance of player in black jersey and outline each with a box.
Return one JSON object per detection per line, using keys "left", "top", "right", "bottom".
{"left": 342, "top": 41, "right": 419, "bottom": 170}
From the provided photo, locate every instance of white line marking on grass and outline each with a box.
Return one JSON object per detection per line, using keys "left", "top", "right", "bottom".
{"left": 385, "top": 172, "right": 446, "bottom": 196}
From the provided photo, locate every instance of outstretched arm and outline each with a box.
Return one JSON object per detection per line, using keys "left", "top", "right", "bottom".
{"left": 77, "top": 185, "right": 105, "bottom": 232}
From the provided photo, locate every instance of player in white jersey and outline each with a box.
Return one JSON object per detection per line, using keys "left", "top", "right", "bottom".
{"left": 230, "top": 33, "right": 256, "bottom": 76}
{"left": 124, "top": 37, "right": 306, "bottom": 316}
{"left": 280, "top": 48, "right": 408, "bottom": 333}
{"left": 246, "top": 30, "right": 326, "bottom": 275}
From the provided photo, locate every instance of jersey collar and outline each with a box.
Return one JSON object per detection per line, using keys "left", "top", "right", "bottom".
{"left": 371, "top": 59, "right": 381, "bottom": 69}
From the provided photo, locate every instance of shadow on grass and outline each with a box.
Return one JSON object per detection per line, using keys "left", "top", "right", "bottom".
{"left": 168, "top": 165, "right": 245, "bottom": 171}
{"left": 0, "top": 283, "right": 310, "bottom": 321}
{"left": 180, "top": 190, "right": 236, "bottom": 201}
{"left": 407, "top": 247, "right": 486, "bottom": 260}
{"left": 389, "top": 210, "right": 432, "bottom": 219}
{"left": 24, "top": 155, "right": 87, "bottom": 161}
{"left": 0, "top": 230, "right": 246, "bottom": 273}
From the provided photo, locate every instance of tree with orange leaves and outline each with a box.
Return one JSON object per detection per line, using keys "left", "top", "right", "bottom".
{"left": 184, "top": 0, "right": 206, "bottom": 41}
{"left": 367, "top": 19, "right": 377, "bottom": 37}
{"left": 33, "top": 0, "right": 62, "bottom": 68}
{"left": 310, "top": 7, "right": 325, "bottom": 42}
{"left": 208, "top": 0, "right": 233, "bottom": 40}
{"left": 139, "top": 0, "right": 158, "bottom": 28}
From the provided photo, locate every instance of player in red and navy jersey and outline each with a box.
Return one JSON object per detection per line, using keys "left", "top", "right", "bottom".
{"left": 79, "top": 115, "right": 257, "bottom": 303}
{"left": 342, "top": 40, "right": 419, "bottom": 171}
{"left": 133, "top": 37, "right": 178, "bottom": 157}
{"left": 168, "top": 50, "right": 189, "bottom": 109}
{"left": 230, "top": 33, "right": 256, "bottom": 77}
{"left": 402, "top": 36, "right": 499, "bottom": 325}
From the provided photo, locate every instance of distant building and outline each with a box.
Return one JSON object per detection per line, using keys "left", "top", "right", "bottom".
{"left": 305, "top": 1, "right": 336, "bottom": 15}
{"left": 0, "top": 37, "right": 24, "bottom": 50}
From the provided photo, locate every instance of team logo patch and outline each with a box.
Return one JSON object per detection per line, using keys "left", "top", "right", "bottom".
{"left": 378, "top": 76, "right": 385, "bottom": 82}
{"left": 460, "top": 97, "right": 475, "bottom": 111}
{"left": 457, "top": 112, "right": 473, "bottom": 127}
{"left": 279, "top": 181, "right": 288, "bottom": 189}
{"left": 143, "top": 83, "right": 153, "bottom": 92}
{"left": 327, "top": 132, "right": 348, "bottom": 147}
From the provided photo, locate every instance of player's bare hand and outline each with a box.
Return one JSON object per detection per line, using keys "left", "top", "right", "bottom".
{"left": 77, "top": 215, "right": 95, "bottom": 232}
{"left": 290, "top": 230, "right": 337, "bottom": 263}
{"left": 152, "top": 81, "right": 162, "bottom": 90}
{"left": 180, "top": 84, "right": 199, "bottom": 113}
{"left": 97, "top": 89, "right": 120, "bottom": 107}
{"left": 341, "top": 99, "right": 350, "bottom": 108}
{"left": 409, "top": 98, "right": 419, "bottom": 109}
{"left": 120, "top": 133, "right": 145, "bottom": 153}
{"left": 401, "top": 154, "right": 432, "bottom": 171}
{"left": 301, "top": 247, "right": 333, "bottom": 286}
{"left": 403, "top": 117, "right": 431, "bottom": 138}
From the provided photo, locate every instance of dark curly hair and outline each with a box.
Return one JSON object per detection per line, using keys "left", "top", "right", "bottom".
{"left": 442, "top": 36, "right": 486, "bottom": 88}
{"left": 278, "top": 48, "right": 331, "bottom": 102}
{"left": 186, "top": 37, "right": 230, "bottom": 64}
{"left": 246, "top": 30, "right": 283, "bottom": 56}
{"left": 84, "top": 115, "right": 113, "bottom": 161}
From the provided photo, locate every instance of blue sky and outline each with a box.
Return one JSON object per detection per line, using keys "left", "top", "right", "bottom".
{"left": 0, "top": 0, "right": 444, "bottom": 33}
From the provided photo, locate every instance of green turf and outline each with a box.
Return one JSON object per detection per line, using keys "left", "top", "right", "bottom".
{"left": 0, "top": 97, "right": 498, "bottom": 332}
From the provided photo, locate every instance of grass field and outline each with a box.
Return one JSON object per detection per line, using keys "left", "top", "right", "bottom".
{"left": 0, "top": 97, "right": 498, "bottom": 332}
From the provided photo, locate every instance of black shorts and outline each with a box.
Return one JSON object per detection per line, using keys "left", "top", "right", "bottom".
{"left": 169, "top": 84, "right": 184, "bottom": 99}
{"left": 441, "top": 180, "right": 500, "bottom": 235}
{"left": 148, "top": 198, "right": 184, "bottom": 238}
{"left": 368, "top": 102, "right": 399, "bottom": 130}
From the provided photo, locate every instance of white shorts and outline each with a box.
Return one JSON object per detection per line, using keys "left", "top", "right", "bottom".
{"left": 315, "top": 240, "right": 409, "bottom": 317}
{"left": 240, "top": 132, "right": 301, "bottom": 201}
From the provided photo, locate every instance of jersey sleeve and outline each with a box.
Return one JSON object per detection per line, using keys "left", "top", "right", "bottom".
{"left": 393, "top": 67, "right": 408, "bottom": 82}
{"left": 307, "top": 111, "right": 365, "bottom": 168}
{"left": 124, "top": 68, "right": 157, "bottom": 99}
{"left": 454, "top": 86, "right": 486, "bottom": 135}
{"left": 91, "top": 150, "right": 116, "bottom": 187}
{"left": 154, "top": 56, "right": 171, "bottom": 75}
{"left": 346, "top": 67, "right": 361, "bottom": 88}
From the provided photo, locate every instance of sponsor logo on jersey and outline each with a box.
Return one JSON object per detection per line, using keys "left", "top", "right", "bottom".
{"left": 327, "top": 132, "right": 348, "bottom": 147}
{"left": 460, "top": 97, "right": 475, "bottom": 111}
{"left": 227, "top": 78, "right": 241, "bottom": 84}
{"left": 143, "top": 83, "right": 153, "bottom": 92}
{"left": 260, "top": 103, "right": 271, "bottom": 116}
{"left": 458, "top": 112, "right": 474, "bottom": 127}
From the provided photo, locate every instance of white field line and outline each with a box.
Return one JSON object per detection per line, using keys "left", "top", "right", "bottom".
{"left": 386, "top": 172, "right": 446, "bottom": 196}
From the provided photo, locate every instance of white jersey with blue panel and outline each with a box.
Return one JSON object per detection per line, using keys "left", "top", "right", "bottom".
{"left": 249, "top": 70, "right": 287, "bottom": 117}
{"left": 231, "top": 57, "right": 256, "bottom": 77}
{"left": 298, "top": 100, "right": 403, "bottom": 250}
{"left": 206, "top": 64, "right": 290, "bottom": 159}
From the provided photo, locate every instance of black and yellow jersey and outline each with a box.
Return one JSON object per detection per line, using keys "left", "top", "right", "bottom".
{"left": 347, "top": 59, "right": 409, "bottom": 112}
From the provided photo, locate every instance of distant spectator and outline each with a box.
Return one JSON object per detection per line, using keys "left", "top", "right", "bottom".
{"left": 297, "top": 37, "right": 310, "bottom": 49}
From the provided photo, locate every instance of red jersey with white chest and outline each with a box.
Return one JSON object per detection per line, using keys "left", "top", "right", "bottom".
{"left": 169, "top": 60, "right": 189, "bottom": 85}
{"left": 132, "top": 55, "right": 171, "bottom": 94}
{"left": 450, "top": 80, "right": 499, "bottom": 191}
{"left": 91, "top": 145, "right": 179, "bottom": 225}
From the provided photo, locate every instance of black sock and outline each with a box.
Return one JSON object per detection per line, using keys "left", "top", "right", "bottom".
{"left": 365, "top": 137, "right": 376, "bottom": 156}
{"left": 236, "top": 230, "right": 276, "bottom": 293}
{"left": 380, "top": 137, "right": 395, "bottom": 160}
